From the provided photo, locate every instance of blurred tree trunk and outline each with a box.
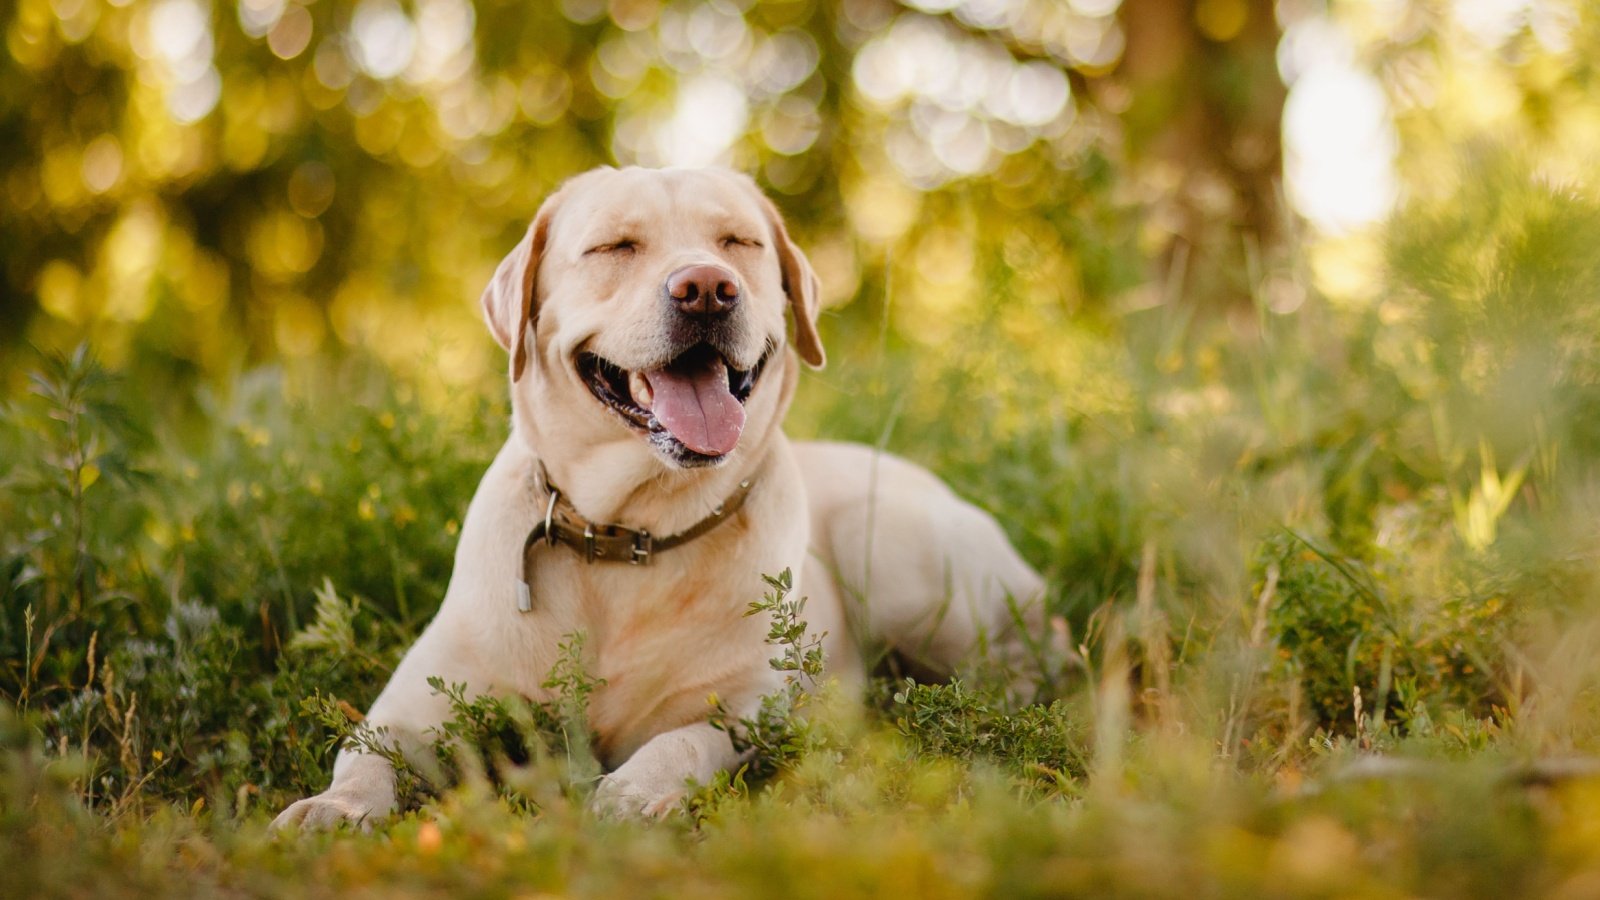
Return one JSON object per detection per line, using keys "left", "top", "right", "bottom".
{"left": 1116, "top": 0, "right": 1286, "bottom": 310}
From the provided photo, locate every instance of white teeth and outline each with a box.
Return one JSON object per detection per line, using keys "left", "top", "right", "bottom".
{"left": 629, "top": 371, "right": 653, "bottom": 409}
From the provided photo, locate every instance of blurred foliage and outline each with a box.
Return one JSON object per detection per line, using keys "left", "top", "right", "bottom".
{"left": 7, "top": 0, "right": 1600, "bottom": 895}
{"left": 1, "top": 0, "right": 1159, "bottom": 402}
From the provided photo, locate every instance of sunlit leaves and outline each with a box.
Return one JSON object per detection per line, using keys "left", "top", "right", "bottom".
{"left": 2, "top": 0, "right": 1143, "bottom": 391}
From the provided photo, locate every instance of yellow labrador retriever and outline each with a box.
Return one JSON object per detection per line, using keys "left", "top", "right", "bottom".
{"left": 273, "top": 167, "right": 1048, "bottom": 827}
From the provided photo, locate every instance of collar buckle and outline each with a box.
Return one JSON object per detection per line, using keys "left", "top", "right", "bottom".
{"left": 631, "top": 530, "right": 653, "bottom": 565}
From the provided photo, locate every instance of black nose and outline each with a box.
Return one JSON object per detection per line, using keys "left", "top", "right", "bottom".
{"left": 666, "top": 264, "right": 739, "bottom": 316}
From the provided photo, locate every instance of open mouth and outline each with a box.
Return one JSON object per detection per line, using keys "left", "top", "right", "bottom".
{"left": 577, "top": 343, "right": 768, "bottom": 466}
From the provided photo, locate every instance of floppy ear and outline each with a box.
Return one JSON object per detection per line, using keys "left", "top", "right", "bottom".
{"left": 755, "top": 193, "right": 826, "bottom": 369}
{"left": 481, "top": 203, "right": 555, "bottom": 382}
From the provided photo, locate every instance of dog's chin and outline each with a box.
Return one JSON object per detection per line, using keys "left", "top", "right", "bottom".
{"left": 646, "top": 431, "right": 732, "bottom": 469}
{"left": 576, "top": 342, "right": 771, "bottom": 470}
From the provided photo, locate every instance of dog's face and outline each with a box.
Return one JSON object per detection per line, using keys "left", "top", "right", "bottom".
{"left": 481, "top": 167, "right": 824, "bottom": 471}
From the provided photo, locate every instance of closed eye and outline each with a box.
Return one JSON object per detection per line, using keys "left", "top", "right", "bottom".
{"left": 720, "top": 235, "right": 762, "bottom": 250}
{"left": 585, "top": 238, "right": 639, "bottom": 256}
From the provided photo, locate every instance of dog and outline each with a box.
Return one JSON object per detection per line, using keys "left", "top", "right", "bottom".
{"left": 272, "top": 166, "right": 1051, "bottom": 827}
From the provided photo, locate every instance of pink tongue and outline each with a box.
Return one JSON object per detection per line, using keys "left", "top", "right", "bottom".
{"left": 644, "top": 359, "right": 745, "bottom": 456}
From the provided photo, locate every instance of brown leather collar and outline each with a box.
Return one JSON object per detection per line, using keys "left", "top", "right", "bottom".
{"left": 516, "top": 472, "right": 754, "bottom": 612}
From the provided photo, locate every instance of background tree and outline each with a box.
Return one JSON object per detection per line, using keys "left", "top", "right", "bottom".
{"left": 1117, "top": 0, "right": 1286, "bottom": 309}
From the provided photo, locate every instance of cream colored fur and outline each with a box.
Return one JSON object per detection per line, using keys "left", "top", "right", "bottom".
{"left": 272, "top": 167, "right": 1048, "bottom": 828}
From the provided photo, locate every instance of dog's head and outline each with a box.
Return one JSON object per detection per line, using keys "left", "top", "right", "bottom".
{"left": 481, "top": 166, "right": 824, "bottom": 471}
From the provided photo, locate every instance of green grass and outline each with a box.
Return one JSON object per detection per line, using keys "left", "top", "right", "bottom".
{"left": 7, "top": 161, "right": 1600, "bottom": 897}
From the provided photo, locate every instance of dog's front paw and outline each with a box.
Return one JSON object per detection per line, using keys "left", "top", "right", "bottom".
{"left": 270, "top": 788, "right": 392, "bottom": 833}
{"left": 591, "top": 770, "right": 688, "bottom": 820}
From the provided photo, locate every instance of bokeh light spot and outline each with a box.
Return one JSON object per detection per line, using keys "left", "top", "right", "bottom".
{"left": 351, "top": 0, "right": 416, "bottom": 80}
{"left": 1281, "top": 17, "right": 1398, "bottom": 234}
{"left": 80, "top": 135, "right": 124, "bottom": 195}
{"left": 267, "top": 5, "right": 313, "bottom": 60}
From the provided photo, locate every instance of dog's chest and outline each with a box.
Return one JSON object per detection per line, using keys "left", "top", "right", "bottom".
{"left": 571, "top": 565, "right": 773, "bottom": 765}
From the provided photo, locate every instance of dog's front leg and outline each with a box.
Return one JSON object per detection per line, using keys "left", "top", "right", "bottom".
{"left": 591, "top": 721, "right": 743, "bottom": 819}
{"left": 271, "top": 628, "right": 475, "bottom": 831}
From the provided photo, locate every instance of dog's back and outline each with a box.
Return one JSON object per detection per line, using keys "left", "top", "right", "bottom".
{"left": 794, "top": 440, "right": 1057, "bottom": 697}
